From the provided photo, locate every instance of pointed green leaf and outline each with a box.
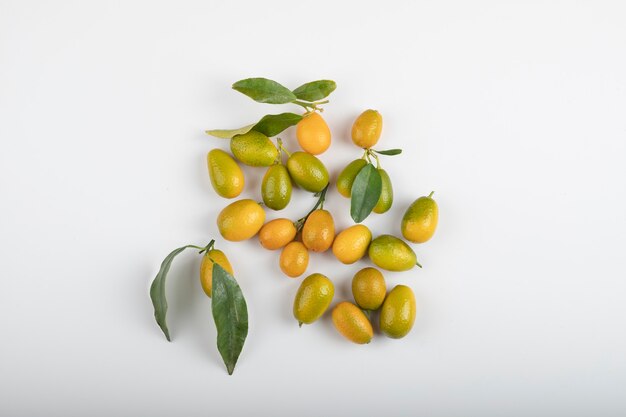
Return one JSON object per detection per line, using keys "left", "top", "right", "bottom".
{"left": 205, "top": 124, "right": 255, "bottom": 139}
{"left": 374, "top": 148, "right": 402, "bottom": 156}
{"left": 252, "top": 113, "right": 303, "bottom": 137}
{"left": 350, "top": 163, "right": 382, "bottom": 223}
{"left": 292, "top": 80, "right": 336, "bottom": 102}
{"left": 211, "top": 263, "right": 248, "bottom": 375}
{"left": 149, "top": 245, "right": 195, "bottom": 341}
{"left": 232, "top": 78, "right": 296, "bottom": 104}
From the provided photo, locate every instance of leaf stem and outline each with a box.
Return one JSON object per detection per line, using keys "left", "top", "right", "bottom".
{"left": 294, "top": 184, "right": 329, "bottom": 232}
{"left": 292, "top": 99, "right": 330, "bottom": 112}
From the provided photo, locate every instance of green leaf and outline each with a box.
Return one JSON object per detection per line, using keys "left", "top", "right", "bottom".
{"left": 350, "top": 163, "right": 382, "bottom": 223}
{"left": 212, "top": 263, "right": 248, "bottom": 375}
{"left": 374, "top": 148, "right": 402, "bottom": 156}
{"left": 252, "top": 113, "right": 303, "bottom": 137}
{"left": 149, "top": 245, "right": 195, "bottom": 341}
{"left": 292, "top": 80, "right": 336, "bottom": 102}
{"left": 205, "top": 124, "right": 255, "bottom": 139}
{"left": 232, "top": 78, "right": 296, "bottom": 104}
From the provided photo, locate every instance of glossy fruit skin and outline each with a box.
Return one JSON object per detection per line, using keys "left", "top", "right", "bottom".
{"left": 332, "top": 302, "right": 373, "bottom": 344}
{"left": 368, "top": 235, "right": 417, "bottom": 271}
{"left": 402, "top": 193, "right": 439, "bottom": 243}
{"left": 199, "top": 249, "right": 234, "bottom": 298}
{"left": 351, "top": 109, "right": 383, "bottom": 148}
{"left": 261, "top": 164, "right": 292, "bottom": 210}
{"left": 332, "top": 224, "right": 372, "bottom": 264}
{"left": 207, "top": 149, "right": 244, "bottom": 199}
{"left": 352, "top": 267, "right": 386, "bottom": 310}
{"left": 259, "top": 218, "right": 296, "bottom": 250}
{"left": 230, "top": 131, "right": 278, "bottom": 167}
{"left": 296, "top": 112, "right": 331, "bottom": 155}
{"left": 279, "top": 241, "right": 309, "bottom": 278}
{"left": 302, "top": 209, "right": 335, "bottom": 252}
{"left": 336, "top": 158, "right": 368, "bottom": 198}
{"left": 380, "top": 285, "right": 416, "bottom": 339}
{"left": 286, "top": 152, "right": 329, "bottom": 193}
{"left": 372, "top": 169, "right": 393, "bottom": 214}
{"left": 293, "top": 273, "right": 334, "bottom": 325}
{"left": 217, "top": 199, "right": 265, "bottom": 241}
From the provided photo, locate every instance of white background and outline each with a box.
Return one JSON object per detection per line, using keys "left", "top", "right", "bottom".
{"left": 1, "top": 1, "right": 626, "bottom": 416}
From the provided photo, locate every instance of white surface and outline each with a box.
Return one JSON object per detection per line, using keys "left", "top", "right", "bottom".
{"left": 1, "top": 1, "right": 626, "bottom": 416}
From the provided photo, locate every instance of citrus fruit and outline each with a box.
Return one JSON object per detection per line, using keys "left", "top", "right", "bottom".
{"left": 368, "top": 234, "right": 418, "bottom": 271}
{"left": 401, "top": 192, "right": 438, "bottom": 243}
{"left": 351, "top": 109, "right": 382, "bottom": 148}
{"left": 302, "top": 209, "right": 335, "bottom": 252}
{"left": 331, "top": 301, "right": 373, "bottom": 344}
{"left": 279, "top": 241, "right": 309, "bottom": 278}
{"left": 259, "top": 218, "right": 297, "bottom": 250}
{"left": 207, "top": 149, "right": 244, "bottom": 198}
{"left": 199, "top": 249, "right": 234, "bottom": 297}
{"left": 293, "top": 273, "right": 334, "bottom": 325}
{"left": 230, "top": 131, "right": 278, "bottom": 167}
{"left": 380, "top": 285, "right": 416, "bottom": 338}
{"left": 351, "top": 267, "right": 386, "bottom": 310}
{"left": 217, "top": 199, "right": 265, "bottom": 241}
{"left": 296, "top": 112, "right": 331, "bottom": 155}
{"left": 332, "top": 224, "right": 371, "bottom": 264}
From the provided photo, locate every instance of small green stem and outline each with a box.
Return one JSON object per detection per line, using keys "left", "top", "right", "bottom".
{"left": 196, "top": 239, "right": 215, "bottom": 255}
{"left": 292, "top": 99, "right": 330, "bottom": 112}
{"left": 294, "top": 184, "right": 329, "bottom": 232}
{"left": 277, "top": 138, "right": 291, "bottom": 158}
{"left": 370, "top": 151, "right": 381, "bottom": 169}
{"left": 428, "top": 191, "right": 435, "bottom": 198}
{"left": 416, "top": 260, "right": 423, "bottom": 268}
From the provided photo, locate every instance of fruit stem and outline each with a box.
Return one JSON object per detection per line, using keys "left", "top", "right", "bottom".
{"left": 428, "top": 191, "right": 435, "bottom": 198}
{"left": 196, "top": 239, "right": 215, "bottom": 255}
{"left": 416, "top": 260, "right": 423, "bottom": 268}
{"left": 294, "top": 184, "right": 329, "bottom": 232}
{"left": 276, "top": 138, "right": 291, "bottom": 158}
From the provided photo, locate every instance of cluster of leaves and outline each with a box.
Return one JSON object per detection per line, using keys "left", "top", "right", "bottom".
{"left": 206, "top": 78, "right": 336, "bottom": 139}
{"left": 149, "top": 243, "right": 248, "bottom": 375}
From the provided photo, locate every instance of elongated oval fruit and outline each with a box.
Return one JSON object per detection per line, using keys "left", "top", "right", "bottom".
{"left": 302, "top": 209, "right": 335, "bottom": 252}
{"left": 336, "top": 158, "right": 368, "bottom": 198}
{"left": 199, "top": 249, "right": 234, "bottom": 297}
{"left": 351, "top": 109, "right": 383, "bottom": 148}
{"left": 332, "top": 224, "right": 372, "bottom": 264}
{"left": 372, "top": 168, "right": 393, "bottom": 213}
{"left": 259, "top": 218, "right": 296, "bottom": 250}
{"left": 332, "top": 302, "right": 373, "bottom": 344}
{"left": 207, "top": 149, "right": 244, "bottom": 198}
{"left": 368, "top": 235, "right": 418, "bottom": 271}
{"left": 217, "top": 199, "right": 265, "bottom": 241}
{"left": 286, "top": 151, "right": 329, "bottom": 193}
{"left": 230, "top": 131, "right": 278, "bottom": 167}
{"left": 296, "top": 112, "right": 331, "bottom": 155}
{"left": 279, "top": 241, "right": 309, "bottom": 277}
{"left": 352, "top": 267, "right": 386, "bottom": 311}
{"left": 402, "top": 192, "right": 438, "bottom": 243}
{"left": 380, "top": 285, "right": 416, "bottom": 339}
{"left": 261, "top": 164, "right": 292, "bottom": 210}
{"left": 293, "top": 273, "right": 334, "bottom": 325}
